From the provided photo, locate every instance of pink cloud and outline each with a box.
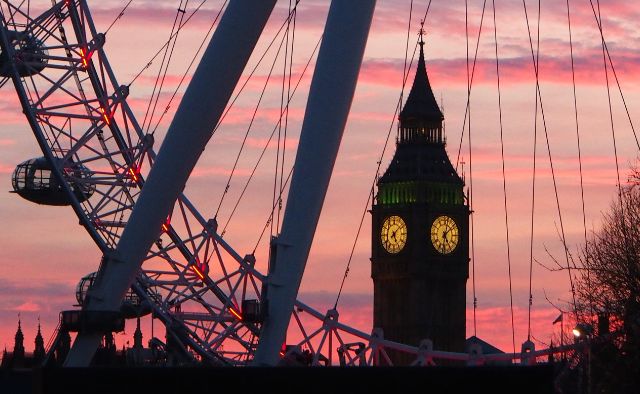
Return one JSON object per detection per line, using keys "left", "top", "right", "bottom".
{"left": 133, "top": 74, "right": 192, "bottom": 89}
{"left": 219, "top": 136, "right": 299, "bottom": 151}
{"left": 359, "top": 52, "right": 640, "bottom": 88}
{"left": 217, "top": 106, "right": 305, "bottom": 128}
{"left": 0, "top": 164, "right": 13, "bottom": 174}
{"left": 0, "top": 0, "right": 638, "bottom": 361}
{"left": 190, "top": 165, "right": 251, "bottom": 178}
{"left": 13, "top": 302, "right": 40, "bottom": 313}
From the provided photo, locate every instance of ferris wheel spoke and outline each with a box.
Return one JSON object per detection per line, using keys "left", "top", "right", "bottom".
{"left": 150, "top": 259, "right": 228, "bottom": 314}
{"left": 246, "top": 273, "right": 262, "bottom": 299}
{"left": 153, "top": 231, "right": 246, "bottom": 308}
{"left": 32, "top": 64, "right": 107, "bottom": 103}
{"left": 221, "top": 270, "right": 246, "bottom": 304}
{"left": 170, "top": 284, "right": 210, "bottom": 305}
{"left": 165, "top": 319, "right": 226, "bottom": 363}
{"left": 294, "top": 312, "right": 316, "bottom": 355}
{"left": 69, "top": 153, "right": 130, "bottom": 172}
{"left": 145, "top": 243, "right": 184, "bottom": 261}
{"left": 3, "top": 1, "right": 60, "bottom": 36}
{"left": 33, "top": 109, "right": 114, "bottom": 150}
{"left": 207, "top": 321, "right": 253, "bottom": 351}
{"left": 88, "top": 183, "right": 136, "bottom": 214}
{"left": 36, "top": 97, "right": 102, "bottom": 114}
{"left": 170, "top": 288, "right": 249, "bottom": 347}
{"left": 85, "top": 197, "right": 130, "bottom": 223}
{"left": 91, "top": 202, "right": 136, "bottom": 222}
{"left": 145, "top": 278, "right": 192, "bottom": 288}
{"left": 299, "top": 327, "right": 326, "bottom": 353}
{"left": 151, "top": 233, "right": 206, "bottom": 259}
{"left": 185, "top": 226, "right": 208, "bottom": 266}
{"left": 153, "top": 240, "right": 248, "bottom": 315}
{"left": 333, "top": 330, "right": 358, "bottom": 366}
{"left": 211, "top": 237, "right": 237, "bottom": 295}
{"left": 213, "top": 268, "right": 240, "bottom": 287}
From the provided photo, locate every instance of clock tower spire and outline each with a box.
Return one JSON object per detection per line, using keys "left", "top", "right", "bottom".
{"left": 371, "top": 27, "right": 469, "bottom": 365}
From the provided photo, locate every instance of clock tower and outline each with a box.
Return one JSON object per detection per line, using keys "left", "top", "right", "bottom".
{"left": 371, "top": 32, "right": 469, "bottom": 365}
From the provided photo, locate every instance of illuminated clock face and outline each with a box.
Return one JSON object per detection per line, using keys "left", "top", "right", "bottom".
{"left": 380, "top": 215, "right": 407, "bottom": 254}
{"left": 430, "top": 215, "right": 459, "bottom": 254}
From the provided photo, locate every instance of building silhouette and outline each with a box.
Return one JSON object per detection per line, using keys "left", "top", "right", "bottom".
{"left": 371, "top": 31, "right": 469, "bottom": 365}
{"left": 0, "top": 316, "right": 160, "bottom": 368}
{"left": 1, "top": 317, "right": 49, "bottom": 369}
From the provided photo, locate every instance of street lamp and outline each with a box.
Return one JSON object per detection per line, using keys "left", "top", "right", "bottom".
{"left": 573, "top": 322, "right": 594, "bottom": 339}
{"left": 573, "top": 323, "right": 594, "bottom": 394}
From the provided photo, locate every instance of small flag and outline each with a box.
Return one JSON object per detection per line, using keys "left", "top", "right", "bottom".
{"left": 553, "top": 313, "right": 563, "bottom": 325}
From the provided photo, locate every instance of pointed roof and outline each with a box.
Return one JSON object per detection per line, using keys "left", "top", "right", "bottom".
{"left": 379, "top": 142, "right": 463, "bottom": 185}
{"left": 1, "top": 346, "right": 7, "bottom": 368}
{"left": 35, "top": 319, "right": 44, "bottom": 348}
{"left": 34, "top": 318, "right": 46, "bottom": 361}
{"left": 13, "top": 315, "right": 25, "bottom": 358}
{"left": 133, "top": 317, "right": 143, "bottom": 349}
{"left": 15, "top": 316, "right": 24, "bottom": 342}
{"left": 378, "top": 25, "right": 462, "bottom": 189}
{"left": 399, "top": 31, "right": 443, "bottom": 123}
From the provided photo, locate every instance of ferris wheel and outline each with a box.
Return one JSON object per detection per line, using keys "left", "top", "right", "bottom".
{"left": 0, "top": 0, "right": 597, "bottom": 367}
{"left": 0, "top": 0, "right": 397, "bottom": 366}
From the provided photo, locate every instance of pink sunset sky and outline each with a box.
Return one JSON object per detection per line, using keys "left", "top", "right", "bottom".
{"left": 1, "top": 0, "right": 639, "bottom": 357}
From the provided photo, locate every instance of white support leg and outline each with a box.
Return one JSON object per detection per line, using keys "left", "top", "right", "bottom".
{"left": 64, "top": 0, "right": 277, "bottom": 367}
{"left": 252, "top": 0, "right": 377, "bottom": 366}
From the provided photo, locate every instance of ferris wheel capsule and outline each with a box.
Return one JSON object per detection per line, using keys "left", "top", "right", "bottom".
{"left": 0, "top": 30, "right": 48, "bottom": 78}
{"left": 75, "top": 272, "right": 152, "bottom": 319}
{"left": 11, "top": 157, "right": 95, "bottom": 206}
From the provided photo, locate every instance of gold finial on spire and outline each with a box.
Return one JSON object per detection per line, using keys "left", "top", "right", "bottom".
{"left": 419, "top": 19, "right": 426, "bottom": 46}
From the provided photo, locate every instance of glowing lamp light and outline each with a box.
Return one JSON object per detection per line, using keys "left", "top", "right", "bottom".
{"left": 99, "top": 106, "right": 111, "bottom": 125}
{"left": 573, "top": 322, "right": 594, "bottom": 339}
{"left": 191, "top": 257, "right": 209, "bottom": 281}
{"left": 161, "top": 216, "right": 171, "bottom": 233}
{"left": 79, "top": 47, "right": 93, "bottom": 69}
{"left": 229, "top": 307, "right": 243, "bottom": 321}
{"left": 127, "top": 166, "right": 140, "bottom": 183}
{"left": 192, "top": 264, "right": 205, "bottom": 280}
